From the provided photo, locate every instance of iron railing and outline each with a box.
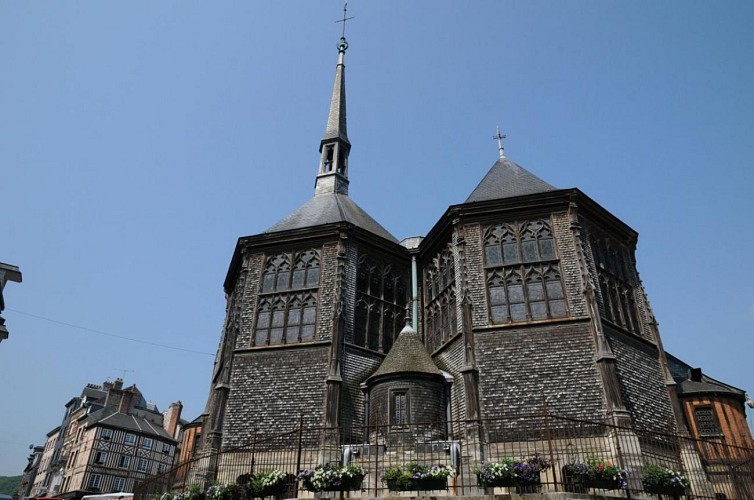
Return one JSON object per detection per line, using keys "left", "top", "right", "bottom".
{"left": 135, "top": 413, "right": 754, "bottom": 499}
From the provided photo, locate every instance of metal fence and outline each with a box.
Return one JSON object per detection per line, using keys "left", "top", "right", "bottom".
{"left": 135, "top": 413, "right": 754, "bottom": 499}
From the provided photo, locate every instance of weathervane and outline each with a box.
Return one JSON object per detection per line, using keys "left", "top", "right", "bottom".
{"left": 335, "top": 1, "right": 354, "bottom": 39}
{"left": 493, "top": 126, "right": 507, "bottom": 158}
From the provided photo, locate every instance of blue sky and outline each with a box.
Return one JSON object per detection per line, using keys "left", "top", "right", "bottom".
{"left": 2, "top": 1, "right": 753, "bottom": 476}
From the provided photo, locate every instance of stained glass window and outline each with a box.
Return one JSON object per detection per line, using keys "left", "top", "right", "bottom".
{"left": 484, "top": 219, "right": 568, "bottom": 324}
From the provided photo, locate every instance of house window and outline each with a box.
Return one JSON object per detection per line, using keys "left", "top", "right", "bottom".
{"left": 390, "top": 390, "right": 409, "bottom": 426}
{"left": 119, "top": 455, "right": 131, "bottom": 469}
{"left": 101, "top": 429, "right": 112, "bottom": 440}
{"left": 255, "top": 250, "right": 320, "bottom": 346}
{"left": 86, "top": 474, "right": 102, "bottom": 490}
{"left": 484, "top": 219, "right": 568, "bottom": 323}
{"left": 124, "top": 433, "right": 136, "bottom": 445}
{"left": 137, "top": 458, "right": 149, "bottom": 472}
{"left": 353, "top": 255, "right": 407, "bottom": 352}
{"left": 157, "top": 463, "right": 167, "bottom": 474}
{"left": 142, "top": 437, "right": 153, "bottom": 450}
{"left": 162, "top": 443, "right": 171, "bottom": 454}
{"left": 695, "top": 406, "right": 721, "bottom": 436}
{"left": 94, "top": 451, "right": 107, "bottom": 464}
{"left": 113, "top": 477, "right": 126, "bottom": 492}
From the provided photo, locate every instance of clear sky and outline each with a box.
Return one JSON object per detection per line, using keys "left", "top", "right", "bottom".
{"left": 2, "top": 1, "right": 753, "bottom": 476}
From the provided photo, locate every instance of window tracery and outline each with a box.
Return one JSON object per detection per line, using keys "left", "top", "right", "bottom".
{"left": 483, "top": 219, "right": 568, "bottom": 324}
{"left": 254, "top": 249, "right": 320, "bottom": 346}
{"left": 423, "top": 247, "right": 457, "bottom": 353}
{"left": 352, "top": 255, "right": 407, "bottom": 353}
{"left": 590, "top": 232, "right": 641, "bottom": 334}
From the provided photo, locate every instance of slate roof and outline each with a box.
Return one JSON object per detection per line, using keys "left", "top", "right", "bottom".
{"left": 265, "top": 193, "right": 398, "bottom": 243}
{"left": 465, "top": 157, "right": 556, "bottom": 203}
{"left": 367, "top": 325, "right": 443, "bottom": 383}
{"left": 665, "top": 352, "right": 744, "bottom": 398}
{"left": 85, "top": 409, "right": 175, "bottom": 441}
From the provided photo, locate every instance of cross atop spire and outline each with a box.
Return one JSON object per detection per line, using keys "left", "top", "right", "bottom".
{"left": 493, "top": 126, "right": 507, "bottom": 159}
{"left": 315, "top": 4, "right": 353, "bottom": 196}
{"left": 335, "top": 1, "right": 354, "bottom": 39}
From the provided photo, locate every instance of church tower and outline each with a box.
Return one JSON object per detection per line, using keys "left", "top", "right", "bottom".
{"left": 200, "top": 32, "right": 411, "bottom": 456}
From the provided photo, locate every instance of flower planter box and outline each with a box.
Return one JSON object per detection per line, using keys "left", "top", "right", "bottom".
{"left": 584, "top": 477, "right": 624, "bottom": 490}
{"left": 644, "top": 485, "right": 687, "bottom": 498}
{"left": 385, "top": 478, "right": 448, "bottom": 491}
{"left": 476, "top": 476, "right": 515, "bottom": 488}
{"left": 515, "top": 482, "right": 542, "bottom": 494}
{"left": 302, "top": 474, "right": 365, "bottom": 492}
{"left": 247, "top": 484, "right": 286, "bottom": 499}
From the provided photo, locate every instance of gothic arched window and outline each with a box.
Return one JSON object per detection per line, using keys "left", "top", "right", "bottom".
{"left": 484, "top": 219, "right": 568, "bottom": 324}
{"left": 352, "top": 255, "right": 407, "bottom": 353}
{"left": 590, "top": 230, "right": 642, "bottom": 336}
{"left": 423, "top": 246, "right": 457, "bottom": 353}
{"left": 254, "top": 249, "right": 320, "bottom": 346}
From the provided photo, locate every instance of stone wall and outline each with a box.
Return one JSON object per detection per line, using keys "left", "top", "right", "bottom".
{"left": 475, "top": 322, "right": 605, "bottom": 422}
{"left": 222, "top": 345, "right": 329, "bottom": 450}
{"left": 606, "top": 326, "right": 677, "bottom": 432}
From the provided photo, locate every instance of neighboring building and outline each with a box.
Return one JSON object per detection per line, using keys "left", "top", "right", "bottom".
{"left": 28, "top": 379, "right": 183, "bottom": 500}
{"left": 0, "top": 262, "right": 22, "bottom": 343}
{"left": 29, "top": 426, "right": 62, "bottom": 497}
{"left": 17, "top": 445, "right": 44, "bottom": 500}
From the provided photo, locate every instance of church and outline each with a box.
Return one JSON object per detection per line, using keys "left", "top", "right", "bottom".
{"left": 182, "top": 28, "right": 753, "bottom": 499}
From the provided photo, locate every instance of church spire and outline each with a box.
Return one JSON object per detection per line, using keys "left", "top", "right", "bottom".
{"left": 315, "top": 33, "right": 351, "bottom": 196}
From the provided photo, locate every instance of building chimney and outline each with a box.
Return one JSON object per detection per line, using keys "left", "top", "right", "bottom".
{"left": 690, "top": 368, "right": 703, "bottom": 382}
{"left": 113, "top": 378, "right": 124, "bottom": 390}
{"left": 164, "top": 401, "right": 183, "bottom": 439}
{"left": 118, "top": 386, "right": 137, "bottom": 414}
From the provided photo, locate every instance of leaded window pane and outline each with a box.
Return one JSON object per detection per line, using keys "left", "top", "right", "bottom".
{"left": 300, "top": 325, "right": 315, "bottom": 341}
{"left": 510, "top": 303, "right": 527, "bottom": 322}
{"left": 540, "top": 238, "right": 555, "bottom": 260}
{"left": 528, "top": 282, "right": 544, "bottom": 301}
{"left": 503, "top": 242, "right": 518, "bottom": 264}
{"left": 550, "top": 300, "right": 567, "bottom": 318}
{"left": 269, "top": 328, "right": 283, "bottom": 345}
{"left": 275, "top": 271, "right": 290, "bottom": 291}
{"left": 485, "top": 245, "right": 502, "bottom": 266}
{"left": 368, "top": 307, "right": 380, "bottom": 351}
{"left": 256, "top": 312, "right": 271, "bottom": 329}
{"left": 546, "top": 280, "right": 564, "bottom": 299}
{"left": 508, "top": 284, "right": 525, "bottom": 303}
{"left": 272, "top": 310, "right": 285, "bottom": 328}
{"left": 522, "top": 239, "right": 538, "bottom": 262}
{"left": 288, "top": 309, "right": 301, "bottom": 326}
{"left": 384, "top": 276, "right": 395, "bottom": 303}
{"left": 491, "top": 305, "right": 508, "bottom": 323}
{"left": 262, "top": 274, "right": 275, "bottom": 293}
{"left": 531, "top": 301, "right": 548, "bottom": 320}
{"left": 302, "top": 306, "right": 316, "bottom": 325}
{"left": 291, "top": 269, "right": 305, "bottom": 289}
{"left": 256, "top": 330, "right": 268, "bottom": 345}
{"left": 285, "top": 326, "right": 299, "bottom": 343}
{"left": 306, "top": 267, "right": 320, "bottom": 287}
{"left": 382, "top": 311, "right": 394, "bottom": 353}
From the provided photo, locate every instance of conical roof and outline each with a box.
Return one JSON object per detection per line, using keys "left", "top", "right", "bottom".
{"left": 465, "top": 156, "right": 556, "bottom": 203}
{"left": 265, "top": 193, "right": 398, "bottom": 243}
{"left": 367, "top": 324, "right": 443, "bottom": 383}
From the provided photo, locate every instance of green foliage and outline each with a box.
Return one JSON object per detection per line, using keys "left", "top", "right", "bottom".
{"left": 0, "top": 476, "right": 22, "bottom": 496}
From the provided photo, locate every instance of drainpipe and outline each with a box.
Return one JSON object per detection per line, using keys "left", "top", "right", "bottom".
{"left": 412, "top": 255, "right": 419, "bottom": 333}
